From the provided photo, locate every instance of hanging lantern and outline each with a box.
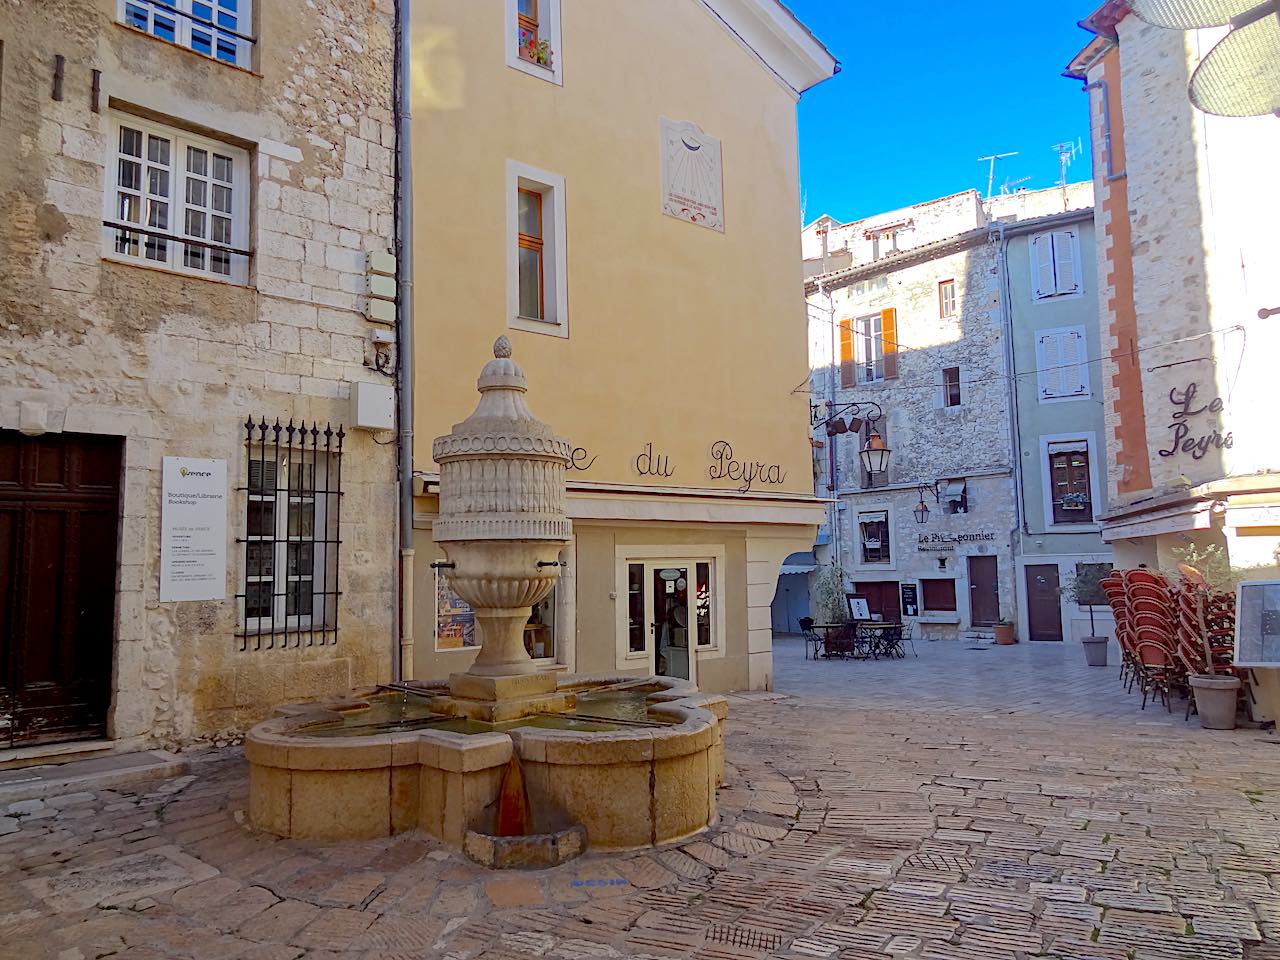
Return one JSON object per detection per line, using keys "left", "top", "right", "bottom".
{"left": 913, "top": 498, "right": 930, "bottom": 525}
{"left": 859, "top": 429, "right": 891, "bottom": 474}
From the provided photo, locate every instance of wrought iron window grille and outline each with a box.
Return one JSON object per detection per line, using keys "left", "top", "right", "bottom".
{"left": 236, "top": 417, "right": 344, "bottom": 652}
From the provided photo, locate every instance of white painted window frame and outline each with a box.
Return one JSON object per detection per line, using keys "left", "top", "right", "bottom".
{"left": 1038, "top": 431, "right": 1103, "bottom": 533}
{"left": 242, "top": 451, "right": 337, "bottom": 634}
{"left": 853, "top": 502, "right": 896, "bottom": 572}
{"left": 854, "top": 313, "right": 885, "bottom": 384}
{"left": 504, "top": 0, "right": 563, "bottom": 85}
{"left": 1034, "top": 324, "right": 1091, "bottom": 404}
{"left": 118, "top": 0, "right": 254, "bottom": 69}
{"left": 507, "top": 160, "right": 569, "bottom": 338}
{"left": 1030, "top": 229, "right": 1083, "bottom": 301}
{"left": 938, "top": 365, "right": 964, "bottom": 410}
{"left": 103, "top": 111, "right": 250, "bottom": 285}
{"left": 613, "top": 545, "right": 727, "bottom": 673}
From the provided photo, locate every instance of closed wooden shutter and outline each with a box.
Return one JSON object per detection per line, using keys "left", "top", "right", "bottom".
{"left": 1036, "top": 327, "right": 1088, "bottom": 399}
{"left": 881, "top": 307, "right": 898, "bottom": 379}
{"left": 839, "top": 319, "right": 854, "bottom": 388}
{"left": 1052, "top": 231, "right": 1079, "bottom": 295}
{"left": 1033, "top": 234, "right": 1056, "bottom": 299}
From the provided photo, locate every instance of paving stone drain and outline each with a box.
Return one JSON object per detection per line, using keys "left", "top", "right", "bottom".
{"left": 706, "top": 924, "right": 783, "bottom": 950}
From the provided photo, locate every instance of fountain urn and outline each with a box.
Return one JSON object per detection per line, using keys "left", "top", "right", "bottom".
{"left": 432, "top": 337, "right": 572, "bottom": 692}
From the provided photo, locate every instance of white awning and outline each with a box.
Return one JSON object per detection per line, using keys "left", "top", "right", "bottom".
{"left": 1048, "top": 440, "right": 1089, "bottom": 454}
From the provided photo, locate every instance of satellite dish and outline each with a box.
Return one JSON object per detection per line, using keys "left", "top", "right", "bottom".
{"left": 1129, "top": 0, "right": 1260, "bottom": 28}
{"left": 1188, "top": 7, "right": 1280, "bottom": 116}
{"left": 1129, "top": 0, "right": 1280, "bottom": 118}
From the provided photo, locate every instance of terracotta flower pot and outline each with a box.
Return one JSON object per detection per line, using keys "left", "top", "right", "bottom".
{"left": 1189, "top": 674, "right": 1241, "bottom": 730}
{"left": 993, "top": 623, "right": 1015, "bottom": 645}
{"left": 1081, "top": 636, "right": 1108, "bottom": 667}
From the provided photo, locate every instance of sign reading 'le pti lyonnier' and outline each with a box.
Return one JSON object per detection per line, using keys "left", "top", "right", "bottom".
{"left": 160, "top": 457, "right": 228, "bottom": 602}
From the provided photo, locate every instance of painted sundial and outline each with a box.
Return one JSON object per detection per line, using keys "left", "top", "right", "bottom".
{"left": 661, "top": 118, "right": 724, "bottom": 232}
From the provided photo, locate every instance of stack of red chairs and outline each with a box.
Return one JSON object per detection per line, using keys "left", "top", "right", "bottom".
{"left": 1100, "top": 571, "right": 1132, "bottom": 685}
{"left": 1122, "top": 569, "right": 1183, "bottom": 710}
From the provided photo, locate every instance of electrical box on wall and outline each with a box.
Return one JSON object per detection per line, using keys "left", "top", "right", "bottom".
{"left": 351, "top": 381, "right": 395, "bottom": 431}
{"left": 364, "top": 250, "right": 397, "bottom": 325}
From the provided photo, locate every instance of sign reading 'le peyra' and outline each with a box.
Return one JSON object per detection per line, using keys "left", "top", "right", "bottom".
{"left": 661, "top": 118, "right": 723, "bottom": 232}
{"left": 160, "top": 457, "right": 228, "bottom": 602}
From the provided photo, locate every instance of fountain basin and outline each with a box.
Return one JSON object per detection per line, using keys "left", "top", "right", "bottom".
{"left": 245, "top": 675, "right": 727, "bottom": 850}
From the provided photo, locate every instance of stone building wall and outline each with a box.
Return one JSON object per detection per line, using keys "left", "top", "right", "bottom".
{"left": 0, "top": 0, "right": 399, "bottom": 747}
{"left": 1088, "top": 18, "right": 1280, "bottom": 507}
{"left": 810, "top": 231, "right": 1019, "bottom": 635}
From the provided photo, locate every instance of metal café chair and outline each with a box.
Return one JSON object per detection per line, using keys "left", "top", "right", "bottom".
{"left": 799, "top": 617, "right": 824, "bottom": 660}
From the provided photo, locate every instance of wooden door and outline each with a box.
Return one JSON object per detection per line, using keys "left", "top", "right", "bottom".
{"left": 967, "top": 556, "right": 1000, "bottom": 627}
{"left": 0, "top": 432, "right": 121, "bottom": 747}
{"left": 1025, "top": 564, "right": 1063, "bottom": 641}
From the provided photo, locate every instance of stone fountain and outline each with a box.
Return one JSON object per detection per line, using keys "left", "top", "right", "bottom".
{"left": 426, "top": 335, "right": 574, "bottom": 722}
{"left": 245, "top": 338, "right": 727, "bottom": 857}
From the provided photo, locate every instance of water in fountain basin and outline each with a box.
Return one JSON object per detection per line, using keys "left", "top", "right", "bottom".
{"left": 296, "top": 691, "right": 650, "bottom": 738}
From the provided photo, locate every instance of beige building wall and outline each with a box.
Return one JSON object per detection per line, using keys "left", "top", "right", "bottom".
{"left": 407, "top": 1, "right": 832, "bottom": 692}
{"left": 0, "top": 0, "right": 398, "bottom": 748}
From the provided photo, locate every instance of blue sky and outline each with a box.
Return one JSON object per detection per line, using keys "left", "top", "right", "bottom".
{"left": 786, "top": 0, "right": 1097, "bottom": 224}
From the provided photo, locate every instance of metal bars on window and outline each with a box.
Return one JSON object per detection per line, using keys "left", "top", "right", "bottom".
{"left": 237, "top": 417, "right": 344, "bottom": 651}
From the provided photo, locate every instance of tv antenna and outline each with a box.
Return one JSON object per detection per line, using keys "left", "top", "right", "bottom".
{"left": 1001, "top": 175, "right": 1033, "bottom": 195}
{"left": 1052, "top": 139, "right": 1082, "bottom": 209}
{"left": 977, "top": 152, "right": 1017, "bottom": 200}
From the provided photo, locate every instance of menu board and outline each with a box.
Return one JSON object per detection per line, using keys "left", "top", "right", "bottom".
{"left": 1235, "top": 580, "right": 1280, "bottom": 666}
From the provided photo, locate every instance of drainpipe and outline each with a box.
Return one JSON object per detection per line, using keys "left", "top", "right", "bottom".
{"left": 394, "top": 0, "right": 415, "bottom": 682}
{"left": 994, "top": 221, "right": 1025, "bottom": 628}
{"left": 818, "top": 278, "right": 841, "bottom": 571}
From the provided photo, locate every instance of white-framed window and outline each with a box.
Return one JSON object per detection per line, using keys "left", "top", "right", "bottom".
{"left": 858, "top": 510, "right": 891, "bottom": 564}
{"left": 507, "top": 160, "right": 568, "bottom": 338}
{"left": 504, "top": 0, "right": 562, "bottom": 85}
{"left": 855, "top": 314, "right": 885, "bottom": 383}
{"left": 1038, "top": 433, "right": 1103, "bottom": 530}
{"left": 118, "top": 0, "right": 253, "bottom": 69}
{"left": 1035, "top": 325, "right": 1090, "bottom": 401}
{"left": 1030, "top": 229, "right": 1082, "bottom": 300}
{"left": 938, "top": 279, "right": 956, "bottom": 318}
{"left": 242, "top": 452, "right": 338, "bottom": 634}
{"left": 942, "top": 366, "right": 962, "bottom": 408}
{"left": 104, "top": 112, "right": 250, "bottom": 284}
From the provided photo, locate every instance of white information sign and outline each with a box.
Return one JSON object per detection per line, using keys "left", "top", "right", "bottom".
{"left": 160, "top": 457, "right": 228, "bottom": 602}
{"left": 661, "top": 117, "right": 724, "bottom": 232}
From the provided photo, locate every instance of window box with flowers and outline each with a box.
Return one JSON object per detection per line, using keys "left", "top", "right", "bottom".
{"left": 520, "top": 37, "right": 554, "bottom": 69}
{"left": 1059, "top": 491, "right": 1090, "bottom": 511}
{"left": 509, "top": 0, "right": 561, "bottom": 83}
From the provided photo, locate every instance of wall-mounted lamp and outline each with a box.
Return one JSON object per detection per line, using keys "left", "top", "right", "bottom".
{"left": 913, "top": 480, "right": 943, "bottom": 525}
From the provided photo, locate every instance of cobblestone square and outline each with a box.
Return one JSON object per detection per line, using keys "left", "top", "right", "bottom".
{"left": 5, "top": 639, "right": 1280, "bottom": 959}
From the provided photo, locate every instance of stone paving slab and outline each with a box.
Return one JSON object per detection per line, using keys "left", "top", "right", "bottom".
{"left": 0, "top": 750, "right": 189, "bottom": 803}
{"left": 5, "top": 673, "right": 1280, "bottom": 959}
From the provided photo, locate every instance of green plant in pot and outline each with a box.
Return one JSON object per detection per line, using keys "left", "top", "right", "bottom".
{"left": 1177, "top": 558, "right": 1241, "bottom": 730}
{"left": 1059, "top": 565, "right": 1110, "bottom": 666}
{"left": 813, "top": 561, "right": 851, "bottom": 625}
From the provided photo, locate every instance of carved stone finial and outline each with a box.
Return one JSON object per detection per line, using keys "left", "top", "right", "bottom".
{"left": 494, "top": 336, "right": 513, "bottom": 359}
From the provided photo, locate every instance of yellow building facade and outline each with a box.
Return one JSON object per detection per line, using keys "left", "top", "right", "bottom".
{"left": 408, "top": 0, "right": 835, "bottom": 691}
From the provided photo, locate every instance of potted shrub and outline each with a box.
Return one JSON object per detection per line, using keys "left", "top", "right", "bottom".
{"left": 1178, "top": 559, "right": 1241, "bottom": 730}
{"left": 1060, "top": 566, "right": 1110, "bottom": 666}
{"left": 993, "top": 620, "right": 1016, "bottom": 644}
{"left": 813, "top": 562, "right": 850, "bottom": 625}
